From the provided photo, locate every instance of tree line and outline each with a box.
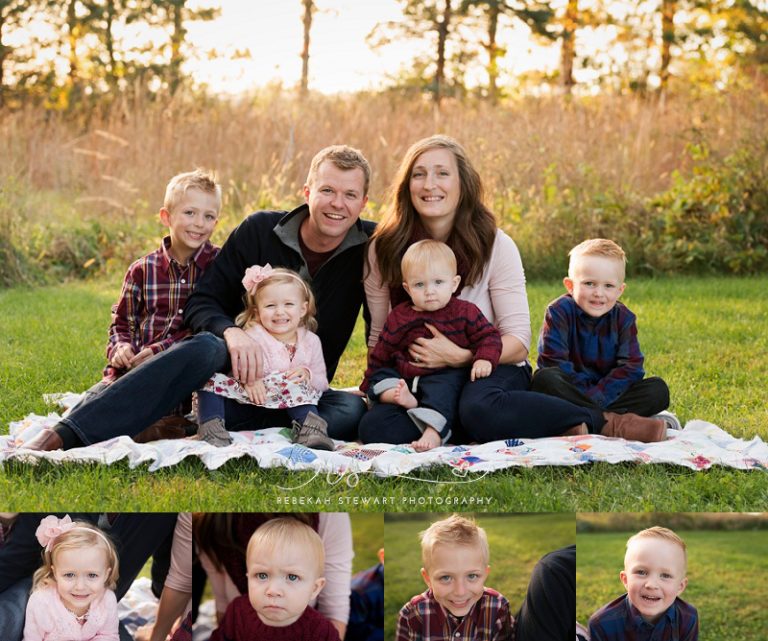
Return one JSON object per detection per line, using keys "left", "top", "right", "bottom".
{"left": 1, "top": 0, "right": 766, "bottom": 109}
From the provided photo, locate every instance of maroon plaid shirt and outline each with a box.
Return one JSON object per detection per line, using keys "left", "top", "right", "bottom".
{"left": 103, "top": 236, "right": 218, "bottom": 380}
{"left": 396, "top": 588, "right": 514, "bottom": 641}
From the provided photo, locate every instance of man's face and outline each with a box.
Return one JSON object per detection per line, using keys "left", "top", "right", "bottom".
{"left": 302, "top": 161, "right": 367, "bottom": 251}
{"left": 620, "top": 537, "right": 688, "bottom": 624}
{"left": 247, "top": 543, "right": 325, "bottom": 627}
{"left": 421, "top": 543, "right": 490, "bottom": 617}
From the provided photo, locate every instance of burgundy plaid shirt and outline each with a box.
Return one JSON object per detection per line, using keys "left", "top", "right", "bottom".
{"left": 103, "top": 236, "right": 218, "bottom": 380}
{"left": 396, "top": 588, "right": 514, "bottom": 641}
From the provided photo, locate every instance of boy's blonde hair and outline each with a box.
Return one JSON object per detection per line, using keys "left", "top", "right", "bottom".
{"left": 237, "top": 268, "right": 318, "bottom": 332}
{"left": 163, "top": 168, "right": 222, "bottom": 213}
{"left": 626, "top": 526, "right": 687, "bottom": 570}
{"left": 401, "top": 240, "right": 458, "bottom": 281}
{"left": 306, "top": 145, "right": 371, "bottom": 196}
{"left": 568, "top": 238, "right": 626, "bottom": 280}
{"left": 420, "top": 514, "right": 489, "bottom": 571}
{"left": 32, "top": 522, "right": 120, "bottom": 592}
{"left": 246, "top": 518, "right": 325, "bottom": 578}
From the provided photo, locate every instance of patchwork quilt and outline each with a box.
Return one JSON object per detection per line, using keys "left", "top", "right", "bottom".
{"left": 1, "top": 393, "right": 766, "bottom": 475}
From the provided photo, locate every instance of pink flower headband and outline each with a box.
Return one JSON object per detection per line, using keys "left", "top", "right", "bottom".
{"left": 36, "top": 515, "right": 111, "bottom": 553}
{"left": 241, "top": 264, "right": 309, "bottom": 297}
{"left": 242, "top": 263, "right": 274, "bottom": 295}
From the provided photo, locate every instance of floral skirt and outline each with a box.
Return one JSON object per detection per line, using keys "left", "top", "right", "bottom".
{"left": 200, "top": 372, "right": 321, "bottom": 409}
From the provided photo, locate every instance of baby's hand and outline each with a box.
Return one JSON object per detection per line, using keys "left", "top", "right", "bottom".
{"left": 244, "top": 379, "right": 267, "bottom": 405}
{"left": 286, "top": 367, "right": 310, "bottom": 383}
{"left": 110, "top": 343, "right": 136, "bottom": 369}
{"left": 471, "top": 359, "right": 492, "bottom": 381}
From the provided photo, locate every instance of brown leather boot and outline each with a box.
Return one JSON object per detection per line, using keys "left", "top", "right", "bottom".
{"left": 22, "top": 428, "right": 64, "bottom": 451}
{"left": 132, "top": 415, "right": 192, "bottom": 444}
{"left": 560, "top": 423, "right": 588, "bottom": 437}
{"left": 600, "top": 412, "right": 666, "bottom": 443}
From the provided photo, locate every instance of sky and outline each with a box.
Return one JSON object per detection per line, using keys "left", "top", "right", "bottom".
{"left": 184, "top": 0, "right": 563, "bottom": 95}
{"left": 6, "top": 0, "right": 632, "bottom": 95}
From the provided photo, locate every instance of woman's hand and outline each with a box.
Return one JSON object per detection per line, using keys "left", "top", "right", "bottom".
{"left": 408, "top": 324, "right": 472, "bottom": 369}
{"left": 110, "top": 343, "right": 136, "bottom": 369}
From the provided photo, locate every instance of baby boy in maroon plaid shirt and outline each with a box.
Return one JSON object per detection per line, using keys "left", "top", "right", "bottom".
{"left": 396, "top": 514, "right": 514, "bottom": 641}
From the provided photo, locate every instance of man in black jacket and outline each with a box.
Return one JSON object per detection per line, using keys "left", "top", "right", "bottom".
{"left": 25, "top": 145, "right": 375, "bottom": 450}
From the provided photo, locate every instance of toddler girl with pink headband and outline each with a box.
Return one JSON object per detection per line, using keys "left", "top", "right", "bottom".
{"left": 24, "top": 515, "right": 120, "bottom": 641}
{"left": 196, "top": 264, "right": 334, "bottom": 450}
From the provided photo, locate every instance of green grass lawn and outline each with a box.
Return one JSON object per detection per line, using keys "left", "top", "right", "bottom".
{"left": 577, "top": 528, "right": 768, "bottom": 641}
{"left": 1, "top": 276, "right": 767, "bottom": 511}
{"left": 384, "top": 513, "right": 574, "bottom": 641}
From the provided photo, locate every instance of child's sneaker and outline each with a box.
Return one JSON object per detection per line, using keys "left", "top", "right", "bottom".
{"left": 651, "top": 410, "right": 682, "bottom": 431}
{"left": 197, "top": 416, "right": 233, "bottom": 447}
{"left": 291, "top": 412, "right": 334, "bottom": 451}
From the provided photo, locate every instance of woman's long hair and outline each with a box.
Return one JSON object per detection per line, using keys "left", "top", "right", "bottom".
{"left": 369, "top": 135, "right": 497, "bottom": 289}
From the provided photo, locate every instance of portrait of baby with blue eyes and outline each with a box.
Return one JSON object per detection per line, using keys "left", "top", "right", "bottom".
{"left": 209, "top": 517, "right": 341, "bottom": 641}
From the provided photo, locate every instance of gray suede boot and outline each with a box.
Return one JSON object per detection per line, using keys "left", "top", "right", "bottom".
{"left": 291, "top": 412, "right": 334, "bottom": 451}
{"left": 197, "top": 416, "right": 233, "bottom": 447}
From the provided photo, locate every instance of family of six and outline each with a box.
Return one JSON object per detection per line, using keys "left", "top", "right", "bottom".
{"left": 23, "top": 135, "right": 676, "bottom": 453}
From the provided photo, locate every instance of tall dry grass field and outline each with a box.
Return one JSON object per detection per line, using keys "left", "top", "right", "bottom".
{"left": 2, "top": 88, "right": 766, "bottom": 282}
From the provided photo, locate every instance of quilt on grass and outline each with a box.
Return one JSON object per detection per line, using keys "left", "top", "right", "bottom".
{"left": 1, "top": 393, "right": 766, "bottom": 475}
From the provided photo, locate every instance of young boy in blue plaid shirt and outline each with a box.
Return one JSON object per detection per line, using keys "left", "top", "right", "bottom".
{"left": 532, "top": 238, "right": 678, "bottom": 442}
{"left": 396, "top": 514, "right": 513, "bottom": 641}
{"left": 589, "top": 526, "right": 698, "bottom": 641}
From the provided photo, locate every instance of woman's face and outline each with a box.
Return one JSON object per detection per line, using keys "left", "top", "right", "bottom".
{"left": 409, "top": 148, "right": 461, "bottom": 227}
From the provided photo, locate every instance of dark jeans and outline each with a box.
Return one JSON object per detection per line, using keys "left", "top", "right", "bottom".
{"left": 360, "top": 367, "right": 468, "bottom": 443}
{"left": 196, "top": 389, "right": 352, "bottom": 435}
{"left": 515, "top": 545, "right": 576, "bottom": 641}
{"left": 0, "top": 577, "right": 30, "bottom": 641}
{"left": 60, "top": 333, "right": 227, "bottom": 447}
{"left": 60, "top": 332, "right": 364, "bottom": 444}
{"left": 459, "top": 364, "right": 604, "bottom": 441}
{"left": 531, "top": 367, "right": 670, "bottom": 418}
{"left": 359, "top": 363, "right": 601, "bottom": 444}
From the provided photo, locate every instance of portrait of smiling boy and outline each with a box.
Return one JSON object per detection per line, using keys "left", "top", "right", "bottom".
{"left": 589, "top": 526, "right": 699, "bottom": 641}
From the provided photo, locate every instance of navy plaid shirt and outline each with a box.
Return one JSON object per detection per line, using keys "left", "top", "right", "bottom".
{"left": 589, "top": 594, "right": 699, "bottom": 641}
{"left": 396, "top": 588, "right": 514, "bottom": 641}
{"left": 537, "top": 294, "right": 645, "bottom": 407}
{"left": 103, "top": 236, "right": 218, "bottom": 380}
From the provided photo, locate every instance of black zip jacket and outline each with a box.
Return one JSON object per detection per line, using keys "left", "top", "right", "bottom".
{"left": 184, "top": 204, "right": 376, "bottom": 381}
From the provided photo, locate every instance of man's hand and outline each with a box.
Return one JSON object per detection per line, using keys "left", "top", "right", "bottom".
{"left": 243, "top": 379, "right": 267, "bottom": 405}
{"left": 223, "top": 327, "right": 263, "bottom": 385}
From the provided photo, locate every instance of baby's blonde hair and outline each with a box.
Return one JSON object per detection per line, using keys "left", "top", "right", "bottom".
{"left": 246, "top": 518, "right": 325, "bottom": 579}
{"left": 626, "top": 526, "right": 687, "bottom": 570}
{"left": 420, "top": 514, "right": 489, "bottom": 571}
{"left": 401, "top": 240, "right": 458, "bottom": 282}
{"left": 236, "top": 268, "right": 318, "bottom": 332}
{"left": 32, "top": 522, "right": 120, "bottom": 593}
{"left": 568, "top": 238, "right": 626, "bottom": 281}
{"left": 163, "top": 168, "right": 222, "bottom": 213}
